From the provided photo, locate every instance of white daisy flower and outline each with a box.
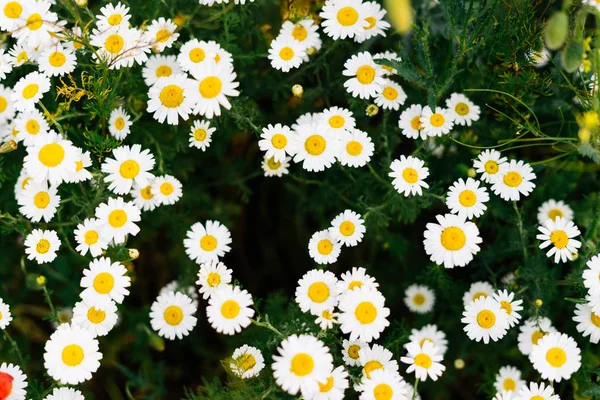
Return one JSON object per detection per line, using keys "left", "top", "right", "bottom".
{"left": 159, "top": 281, "right": 199, "bottom": 309}
{"left": 189, "top": 119, "right": 215, "bottom": 151}
{"left": 145, "top": 17, "right": 179, "bottom": 52}
{"left": 0, "top": 84, "right": 15, "bottom": 123}
{"left": 12, "top": 1, "right": 58, "bottom": 48}
{"left": 358, "top": 343, "right": 399, "bottom": 379}
{"left": 337, "top": 129, "right": 374, "bottom": 168}
{"left": 517, "top": 317, "right": 556, "bottom": 356}
{"left": 445, "top": 93, "right": 480, "bottom": 126}
{"left": 0, "top": 0, "right": 28, "bottom": 31}
{"left": 89, "top": 27, "right": 144, "bottom": 69}
{"left": 573, "top": 302, "right": 600, "bottom": 343}
{"left": 494, "top": 366, "right": 525, "bottom": 394}
{"left": 17, "top": 179, "right": 60, "bottom": 223}
{"left": 493, "top": 289, "right": 523, "bottom": 328}
{"left": 398, "top": 104, "right": 426, "bottom": 140}
{"left": 151, "top": 174, "right": 182, "bottom": 206}
{"left": 43, "top": 323, "right": 102, "bottom": 385}
{"left": 308, "top": 365, "right": 349, "bottom": 400}
{"left": 108, "top": 107, "right": 132, "bottom": 140}
{"left": 389, "top": 155, "right": 430, "bottom": 196}
{"left": 315, "top": 308, "right": 338, "bottom": 331}
{"left": 268, "top": 35, "right": 306, "bottom": 72}
{"left": 446, "top": 177, "right": 489, "bottom": 220}
{"left": 420, "top": 106, "right": 454, "bottom": 137}
{"left": 184, "top": 220, "right": 232, "bottom": 264}
{"left": 354, "top": 1, "right": 391, "bottom": 43}
{"left": 295, "top": 269, "right": 339, "bottom": 315}
{"left": 355, "top": 369, "right": 407, "bottom": 400}
{"left": 271, "top": 334, "right": 333, "bottom": 396}
{"left": 66, "top": 148, "right": 93, "bottom": 184}
{"left": 423, "top": 213, "right": 482, "bottom": 269}
{"left": 308, "top": 229, "right": 342, "bottom": 265}
{"left": 537, "top": 199, "right": 574, "bottom": 225}
{"left": 72, "top": 297, "right": 119, "bottom": 338}
{"left": 583, "top": 254, "right": 600, "bottom": 297}
{"left": 338, "top": 287, "right": 390, "bottom": 343}
{"left": 37, "top": 44, "right": 77, "bottom": 77}
{"left": 130, "top": 182, "right": 160, "bottom": 212}
{"left": 262, "top": 155, "right": 291, "bottom": 177}
{"left": 401, "top": 340, "right": 445, "bottom": 381}
{"left": 230, "top": 345, "right": 265, "bottom": 379}
{"left": 14, "top": 168, "right": 32, "bottom": 197}
{"left": 319, "top": 106, "right": 356, "bottom": 136}
{"left": 94, "top": 197, "right": 141, "bottom": 244}
{"left": 80, "top": 257, "right": 131, "bottom": 304}
{"left": 405, "top": 324, "right": 448, "bottom": 356}
{"left": 177, "top": 39, "right": 230, "bottom": 74}
{"left": 43, "top": 387, "right": 85, "bottom": 400}
{"left": 189, "top": 61, "right": 240, "bottom": 119}
{"left": 320, "top": 0, "right": 369, "bottom": 40}
{"left": 150, "top": 290, "right": 198, "bottom": 340}
{"left": 290, "top": 122, "right": 339, "bottom": 172}
{"left": 258, "top": 123, "right": 295, "bottom": 162}
{"left": 342, "top": 338, "right": 367, "bottom": 367}
{"left": 0, "top": 362, "right": 27, "bottom": 400}
{"left": 462, "top": 281, "right": 494, "bottom": 307}
{"left": 512, "top": 382, "right": 559, "bottom": 400}
{"left": 23, "top": 130, "right": 77, "bottom": 185}
{"left": 8, "top": 43, "right": 39, "bottom": 67}
{"left": 374, "top": 79, "right": 406, "bottom": 110}
{"left": 206, "top": 285, "right": 254, "bottom": 335}
{"left": 142, "top": 54, "right": 183, "bottom": 86}
{"left": 342, "top": 52, "right": 385, "bottom": 99}
{"left": 74, "top": 218, "right": 108, "bottom": 258}
{"left": 101, "top": 144, "right": 155, "bottom": 195}
{"left": 147, "top": 74, "right": 194, "bottom": 125}
{"left": 337, "top": 266, "right": 378, "bottom": 294}
{"left": 473, "top": 149, "right": 508, "bottom": 184}
{"left": 279, "top": 19, "right": 321, "bottom": 53}
{"left": 13, "top": 109, "right": 49, "bottom": 146}
{"left": 491, "top": 159, "right": 536, "bottom": 201}
{"left": 0, "top": 298, "right": 12, "bottom": 329}
{"left": 373, "top": 51, "right": 401, "bottom": 76}
{"left": 536, "top": 217, "right": 582, "bottom": 263}
{"left": 461, "top": 297, "right": 510, "bottom": 344}
{"left": 404, "top": 284, "right": 435, "bottom": 314}
{"left": 530, "top": 332, "right": 581, "bottom": 382}
{"left": 196, "top": 261, "right": 233, "bottom": 300}
{"left": 529, "top": 47, "right": 552, "bottom": 68}
{"left": 329, "top": 209, "right": 366, "bottom": 247}
{"left": 95, "top": 2, "right": 131, "bottom": 31}
{"left": 24, "top": 228, "right": 60, "bottom": 264}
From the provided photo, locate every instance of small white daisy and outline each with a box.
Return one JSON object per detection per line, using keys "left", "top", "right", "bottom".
{"left": 258, "top": 123, "right": 294, "bottom": 162}
{"left": 405, "top": 324, "right": 448, "bottom": 356}
{"left": 315, "top": 309, "right": 338, "bottom": 331}
{"left": 145, "top": 17, "right": 179, "bottom": 52}
{"left": 355, "top": 369, "right": 407, "bottom": 400}
{"left": 12, "top": 71, "right": 51, "bottom": 112}
{"left": 337, "top": 266, "right": 378, "bottom": 294}
{"left": 493, "top": 366, "right": 525, "bottom": 394}
{"left": 230, "top": 345, "right": 265, "bottom": 379}
{"left": 142, "top": 54, "right": 183, "bottom": 86}
{"left": 445, "top": 93, "right": 480, "bottom": 126}
{"left": 461, "top": 297, "right": 510, "bottom": 344}
{"left": 462, "top": 281, "right": 494, "bottom": 307}
{"left": 24, "top": 228, "right": 60, "bottom": 264}
{"left": 338, "top": 287, "right": 390, "bottom": 343}
{"left": 0, "top": 298, "right": 12, "bottom": 329}
{"left": 420, "top": 106, "right": 455, "bottom": 137}
{"left": 320, "top": 0, "right": 369, "bottom": 40}
{"left": 342, "top": 52, "right": 385, "bottom": 99}
{"left": 337, "top": 129, "right": 374, "bottom": 168}
{"left": 189, "top": 119, "right": 215, "bottom": 151}
{"left": 196, "top": 261, "right": 233, "bottom": 300}
{"left": 0, "top": 362, "right": 27, "bottom": 399}
{"left": 446, "top": 177, "right": 489, "bottom": 220}
{"left": 518, "top": 317, "right": 556, "bottom": 356}
{"left": 150, "top": 290, "right": 198, "bottom": 340}
{"left": 309, "top": 365, "right": 349, "bottom": 400}
{"left": 473, "top": 149, "right": 508, "bottom": 184}
{"left": 493, "top": 289, "right": 523, "bottom": 328}
{"left": 398, "top": 104, "right": 426, "bottom": 140}
{"left": 374, "top": 79, "right": 406, "bottom": 111}
{"left": 513, "top": 382, "right": 559, "bottom": 400}
{"left": 342, "top": 338, "right": 367, "bottom": 367}
{"left": 80, "top": 257, "right": 131, "bottom": 304}
{"left": 401, "top": 340, "right": 445, "bottom": 381}
{"left": 38, "top": 44, "right": 77, "bottom": 77}
{"left": 573, "top": 301, "right": 600, "bottom": 343}
{"left": 189, "top": 61, "right": 240, "bottom": 119}
{"left": 404, "top": 284, "right": 435, "bottom": 314}
{"left": 94, "top": 197, "right": 141, "bottom": 244}
{"left": 17, "top": 179, "right": 60, "bottom": 223}
{"left": 72, "top": 297, "right": 119, "bottom": 338}
{"left": 491, "top": 159, "right": 536, "bottom": 201}
{"left": 308, "top": 229, "right": 342, "bottom": 265}
{"left": 295, "top": 269, "right": 339, "bottom": 316}
{"left": 530, "top": 332, "right": 581, "bottom": 382}
{"left": 14, "top": 108, "right": 50, "bottom": 146}
{"left": 147, "top": 74, "right": 194, "bottom": 125}
{"left": 268, "top": 35, "right": 306, "bottom": 72}
{"left": 537, "top": 199, "right": 574, "bottom": 225}
{"left": 329, "top": 209, "right": 366, "bottom": 247}
{"left": 536, "top": 217, "right": 582, "bottom": 263}
{"left": 354, "top": 1, "right": 391, "bottom": 43}
{"left": 130, "top": 182, "right": 160, "bottom": 212}
{"left": 583, "top": 254, "right": 600, "bottom": 297}
{"left": 108, "top": 107, "right": 132, "bottom": 140}
{"left": 184, "top": 220, "right": 232, "bottom": 264}
{"left": 206, "top": 285, "right": 255, "bottom": 335}
{"left": 358, "top": 343, "right": 399, "bottom": 379}
{"left": 101, "top": 144, "right": 155, "bottom": 195}
{"left": 43, "top": 387, "right": 85, "bottom": 400}
{"left": 290, "top": 122, "right": 339, "bottom": 172}
{"left": 23, "top": 130, "right": 77, "bottom": 185}
{"left": 319, "top": 106, "right": 356, "bottom": 136}
{"left": 151, "top": 174, "right": 183, "bottom": 206}
{"left": 389, "top": 155, "right": 429, "bottom": 196}
{"left": 262, "top": 155, "right": 291, "bottom": 177}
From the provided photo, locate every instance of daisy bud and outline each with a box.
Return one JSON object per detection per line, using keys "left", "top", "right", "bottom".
{"left": 366, "top": 104, "right": 379, "bottom": 117}
{"left": 291, "top": 84, "right": 304, "bottom": 98}
{"left": 36, "top": 275, "right": 46, "bottom": 287}
{"left": 74, "top": 0, "right": 87, "bottom": 6}
{"left": 306, "top": 46, "right": 317, "bottom": 56}
{"left": 0, "top": 140, "right": 17, "bottom": 154}
{"left": 454, "top": 359, "right": 465, "bottom": 369}
{"left": 467, "top": 168, "right": 476, "bottom": 178}
{"left": 535, "top": 299, "right": 543, "bottom": 307}
{"left": 571, "top": 252, "right": 579, "bottom": 261}
{"left": 148, "top": 331, "right": 165, "bottom": 351}
{"left": 173, "top": 12, "right": 186, "bottom": 27}
{"left": 128, "top": 248, "right": 139, "bottom": 260}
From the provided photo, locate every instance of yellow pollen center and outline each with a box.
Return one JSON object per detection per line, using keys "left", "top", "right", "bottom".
{"left": 319, "top": 376, "right": 334, "bottom": 392}
{"left": 155, "top": 29, "right": 171, "bottom": 43}
{"left": 266, "top": 157, "right": 281, "bottom": 170}
{"left": 114, "top": 117, "right": 125, "bottom": 130}
{"left": 119, "top": 159, "right": 140, "bottom": 179}
{"left": 346, "top": 140, "right": 363, "bottom": 156}
{"left": 550, "top": 230, "right": 569, "bottom": 249}
{"left": 501, "top": 300, "right": 513, "bottom": 314}
{"left": 159, "top": 85, "right": 184, "bottom": 108}
{"left": 455, "top": 102, "right": 470, "bottom": 116}
{"left": 36, "top": 238, "right": 50, "bottom": 254}
{"left": 548, "top": 208, "right": 563, "bottom": 220}
{"left": 0, "top": 96, "right": 6, "bottom": 113}
{"left": 271, "top": 133, "right": 287, "bottom": 149}
{"left": 194, "top": 128, "right": 207, "bottom": 141}
{"left": 592, "top": 312, "right": 600, "bottom": 327}
{"left": 484, "top": 160, "right": 498, "bottom": 174}
{"left": 472, "top": 292, "right": 488, "bottom": 302}
{"left": 383, "top": 87, "right": 398, "bottom": 100}
{"left": 107, "top": 14, "right": 122, "bottom": 26}
{"left": 93, "top": 272, "right": 115, "bottom": 294}
{"left": 531, "top": 330, "right": 545, "bottom": 345}
{"left": 503, "top": 378, "right": 516, "bottom": 392}
{"left": 206, "top": 272, "right": 221, "bottom": 286}
{"left": 328, "top": 115, "right": 345, "bottom": 128}
{"left": 140, "top": 186, "right": 153, "bottom": 200}
{"left": 430, "top": 113, "right": 445, "bottom": 127}
{"left": 22, "top": 83, "right": 39, "bottom": 99}
{"left": 279, "top": 47, "right": 294, "bottom": 61}
{"left": 477, "top": 309, "right": 496, "bottom": 328}
{"left": 348, "top": 344, "right": 360, "bottom": 359}
{"left": 189, "top": 48, "right": 205, "bottom": 63}
{"left": 48, "top": 51, "right": 66, "bottom": 67}
{"left": 200, "top": 235, "right": 217, "bottom": 251}
{"left": 75, "top": 161, "right": 83, "bottom": 171}
{"left": 164, "top": 305, "right": 184, "bottom": 325}
{"left": 291, "top": 353, "right": 314, "bottom": 376}
{"left": 160, "top": 182, "right": 174, "bottom": 195}
{"left": 365, "top": 16, "right": 377, "bottom": 29}
{"left": 155, "top": 65, "right": 172, "bottom": 78}
{"left": 61, "top": 344, "right": 84, "bottom": 366}
{"left": 546, "top": 347, "right": 567, "bottom": 367}
{"left": 411, "top": 116, "right": 423, "bottom": 130}
{"left": 199, "top": 76, "right": 222, "bottom": 99}
{"left": 308, "top": 282, "right": 330, "bottom": 303}
{"left": 21, "top": 177, "right": 31, "bottom": 190}
{"left": 317, "top": 239, "right": 333, "bottom": 255}
{"left": 108, "top": 209, "right": 127, "bottom": 228}
{"left": 373, "top": 383, "right": 393, "bottom": 400}
{"left": 236, "top": 353, "right": 256, "bottom": 371}
{"left": 356, "top": 65, "right": 376, "bottom": 84}
{"left": 414, "top": 353, "right": 432, "bottom": 368}
{"left": 402, "top": 167, "right": 419, "bottom": 184}
{"left": 419, "top": 338, "right": 432, "bottom": 347}
{"left": 503, "top": 171, "right": 522, "bottom": 187}
{"left": 16, "top": 51, "right": 28, "bottom": 63}
{"left": 25, "top": 119, "right": 40, "bottom": 134}
{"left": 220, "top": 300, "right": 240, "bottom": 319}
{"left": 336, "top": 6, "right": 359, "bottom": 26}
{"left": 321, "top": 309, "right": 333, "bottom": 320}
{"left": 3, "top": 1, "right": 22, "bottom": 19}
{"left": 84, "top": 230, "right": 98, "bottom": 245}
{"left": 355, "top": 301, "right": 377, "bottom": 324}
{"left": 105, "top": 34, "right": 125, "bottom": 54}
{"left": 348, "top": 280, "right": 362, "bottom": 290}
{"left": 459, "top": 190, "right": 477, "bottom": 207}
{"left": 87, "top": 307, "right": 106, "bottom": 324}
{"left": 34, "top": 191, "right": 50, "bottom": 208}
{"left": 26, "top": 13, "right": 42, "bottom": 30}
{"left": 292, "top": 25, "right": 308, "bottom": 41}
{"left": 440, "top": 226, "right": 466, "bottom": 251}
{"left": 339, "top": 221, "right": 355, "bottom": 236}
{"left": 413, "top": 293, "right": 426, "bottom": 305}
{"left": 304, "top": 134, "right": 326, "bottom": 156}
{"left": 38, "top": 143, "right": 65, "bottom": 167}
{"left": 364, "top": 360, "right": 383, "bottom": 378}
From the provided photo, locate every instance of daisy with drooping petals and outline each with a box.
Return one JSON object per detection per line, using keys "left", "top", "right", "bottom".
{"left": 537, "top": 199, "right": 574, "bottom": 225}
{"left": 184, "top": 220, "right": 232, "bottom": 264}
{"left": 74, "top": 218, "right": 108, "bottom": 258}
{"left": 517, "top": 317, "right": 556, "bottom": 356}
{"left": 142, "top": 54, "right": 182, "bottom": 86}
{"left": 108, "top": 107, "right": 132, "bottom": 140}
{"left": 462, "top": 281, "right": 494, "bottom": 306}
{"left": 72, "top": 297, "right": 119, "bottom": 338}
{"left": 536, "top": 217, "right": 581, "bottom": 263}
{"left": 446, "top": 177, "right": 489, "bottom": 220}
{"left": 290, "top": 122, "right": 339, "bottom": 172}
{"left": 145, "top": 17, "right": 179, "bottom": 52}
{"left": 17, "top": 179, "right": 60, "bottom": 223}
{"left": 262, "top": 155, "right": 291, "bottom": 177}
{"left": 80, "top": 257, "right": 131, "bottom": 304}
{"left": 94, "top": 197, "right": 141, "bottom": 244}
{"left": 398, "top": 104, "right": 426, "bottom": 140}
{"left": 131, "top": 182, "right": 159, "bottom": 212}
{"left": 189, "top": 119, "right": 214, "bottom": 151}
{"left": 95, "top": 2, "right": 130, "bottom": 30}
{"left": 272, "top": 334, "right": 333, "bottom": 396}
{"left": 473, "top": 149, "right": 507, "bottom": 184}
{"left": 494, "top": 366, "right": 525, "bottom": 394}
{"left": 315, "top": 309, "right": 338, "bottom": 330}
{"left": 461, "top": 297, "right": 510, "bottom": 344}
{"left": 513, "top": 382, "right": 559, "bottom": 400}
{"left": 338, "top": 287, "right": 390, "bottom": 343}
{"left": 358, "top": 343, "right": 399, "bottom": 379}
{"left": 196, "top": 261, "right": 233, "bottom": 299}
{"left": 492, "top": 159, "right": 536, "bottom": 201}
{"left": 43, "top": 323, "right": 102, "bottom": 385}
{"left": 356, "top": 369, "right": 407, "bottom": 400}
{"left": 337, "top": 267, "right": 378, "bottom": 294}
{"left": 38, "top": 44, "right": 77, "bottom": 77}
{"left": 147, "top": 74, "right": 194, "bottom": 125}
{"left": 573, "top": 302, "right": 600, "bottom": 343}
{"left": 230, "top": 345, "right": 265, "bottom": 379}
{"left": 151, "top": 174, "right": 182, "bottom": 206}
{"left": 12, "top": 71, "right": 51, "bottom": 112}
{"left": 308, "top": 229, "right": 342, "bottom": 264}
{"left": 320, "top": 106, "right": 356, "bottom": 137}
{"left": 24, "top": 229, "right": 60, "bottom": 264}
{"left": 342, "top": 52, "right": 385, "bottom": 99}
{"left": 342, "top": 338, "right": 367, "bottom": 367}
{"left": 493, "top": 290, "right": 523, "bottom": 328}
{"left": 308, "top": 365, "right": 349, "bottom": 400}
{"left": 330, "top": 209, "right": 366, "bottom": 247}
{"left": 150, "top": 291, "right": 197, "bottom": 340}
{"left": 530, "top": 332, "right": 581, "bottom": 382}
{"left": 401, "top": 340, "right": 445, "bottom": 381}
{"left": 102, "top": 144, "right": 155, "bottom": 194}
{"left": 404, "top": 284, "right": 435, "bottom": 314}
{"left": 14, "top": 109, "right": 49, "bottom": 146}
{"left": 337, "top": 129, "right": 374, "bottom": 168}
{"left": 320, "top": 0, "right": 369, "bottom": 40}
{"left": 258, "top": 123, "right": 294, "bottom": 162}
{"left": 354, "top": 1, "right": 391, "bottom": 43}
{"left": 445, "top": 93, "right": 480, "bottom": 126}
{"left": 189, "top": 61, "right": 240, "bottom": 119}
{"left": 0, "top": 362, "right": 27, "bottom": 400}
{"left": 374, "top": 79, "right": 406, "bottom": 111}
{"left": 420, "top": 106, "right": 454, "bottom": 137}
{"left": 268, "top": 36, "right": 306, "bottom": 72}
{"left": 373, "top": 51, "right": 400, "bottom": 76}
{"left": 43, "top": 387, "right": 85, "bottom": 400}
{"left": 583, "top": 254, "right": 600, "bottom": 297}
{"left": 295, "top": 269, "right": 339, "bottom": 315}
{"left": 406, "top": 324, "right": 448, "bottom": 356}
{"left": 0, "top": 298, "right": 12, "bottom": 329}
{"left": 23, "top": 130, "right": 77, "bottom": 185}
{"left": 206, "top": 285, "right": 254, "bottom": 335}
{"left": 423, "top": 213, "right": 482, "bottom": 268}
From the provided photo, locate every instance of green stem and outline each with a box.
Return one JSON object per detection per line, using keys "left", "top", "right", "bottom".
{"left": 250, "top": 316, "right": 283, "bottom": 337}
{"left": 513, "top": 201, "right": 528, "bottom": 264}
{"left": 367, "top": 163, "right": 389, "bottom": 187}
{"left": 3, "top": 330, "right": 26, "bottom": 367}
{"left": 412, "top": 378, "right": 419, "bottom": 400}
{"left": 42, "top": 286, "right": 59, "bottom": 324}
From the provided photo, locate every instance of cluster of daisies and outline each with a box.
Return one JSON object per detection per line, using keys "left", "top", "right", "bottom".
{"left": 307, "top": 209, "right": 366, "bottom": 264}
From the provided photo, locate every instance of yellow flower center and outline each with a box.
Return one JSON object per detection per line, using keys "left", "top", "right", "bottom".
{"left": 279, "top": 47, "right": 294, "bottom": 61}
{"left": 440, "top": 226, "right": 466, "bottom": 251}
{"left": 365, "top": 16, "right": 377, "bottom": 29}
{"left": 472, "top": 292, "right": 487, "bottom": 302}
{"left": 503, "top": 378, "right": 516, "bottom": 392}
{"left": 500, "top": 300, "right": 513, "bottom": 314}
{"left": 304, "top": 134, "right": 326, "bottom": 156}
{"left": 266, "top": 157, "right": 281, "bottom": 170}
{"left": 16, "top": 51, "right": 28, "bottom": 63}
{"left": 547, "top": 208, "right": 563, "bottom": 221}
{"left": 402, "top": 167, "right": 419, "bottom": 184}
{"left": 164, "top": 305, "right": 184, "bottom": 325}
{"left": 199, "top": 76, "right": 222, "bottom": 99}
{"left": 61, "top": 344, "right": 84, "bottom": 366}
{"left": 383, "top": 87, "right": 398, "bottom": 101}
{"left": 317, "top": 239, "right": 333, "bottom": 255}
{"left": 430, "top": 113, "right": 445, "bottom": 127}
{"left": 545, "top": 347, "right": 567, "bottom": 367}
{"left": 108, "top": 209, "right": 127, "bottom": 228}
{"left": 458, "top": 190, "right": 477, "bottom": 207}
{"left": 413, "top": 293, "right": 426, "bottom": 305}
{"left": 38, "top": 143, "right": 64, "bottom": 167}
{"left": 356, "top": 65, "right": 376, "bottom": 84}
{"left": 531, "top": 330, "right": 545, "bottom": 345}
{"left": 107, "top": 13, "right": 122, "bottom": 26}
{"left": 26, "top": 13, "right": 43, "bottom": 30}
{"left": 114, "top": 117, "right": 125, "bottom": 130}
{"left": 411, "top": 116, "right": 423, "bottom": 130}
{"left": 22, "top": 83, "right": 39, "bottom": 99}
{"left": 346, "top": 140, "right": 363, "bottom": 156}
{"left": 155, "top": 65, "right": 172, "bottom": 78}
{"left": 25, "top": 119, "right": 40, "bottom": 135}
{"left": 455, "top": 102, "right": 470, "bottom": 116}
{"left": 592, "top": 312, "right": 600, "bottom": 327}
{"left": 364, "top": 360, "right": 383, "bottom": 378}
{"left": 531, "top": 396, "right": 545, "bottom": 400}
{"left": 21, "top": 177, "right": 31, "bottom": 190}
{"left": 329, "top": 115, "right": 345, "bottom": 128}
{"left": 339, "top": 221, "right": 355, "bottom": 236}
{"left": 33, "top": 191, "right": 50, "bottom": 208}
{"left": 308, "top": 282, "right": 329, "bottom": 303}
{"left": 0, "top": 96, "right": 6, "bottom": 113}
{"left": 84, "top": 230, "right": 98, "bottom": 245}
{"left": 221, "top": 300, "right": 240, "bottom": 319}
{"left": 373, "top": 383, "right": 393, "bottom": 400}
{"left": 200, "top": 234, "right": 217, "bottom": 251}
{"left": 271, "top": 133, "right": 287, "bottom": 149}
{"left": 160, "top": 182, "right": 174, "bottom": 195}
{"left": 476, "top": 309, "right": 496, "bottom": 328}
{"left": 550, "top": 230, "right": 569, "bottom": 249}
{"left": 355, "top": 301, "right": 377, "bottom": 324}
{"left": 484, "top": 160, "right": 498, "bottom": 174}
{"left": 105, "top": 34, "right": 125, "bottom": 54}
{"left": 236, "top": 353, "right": 256, "bottom": 371}
{"left": 414, "top": 353, "right": 432, "bottom": 368}
{"left": 319, "top": 376, "right": 334, "bottom": 392}
{"left": 36, "top": 238, "right": 50, "bottom": 254}
{"left": 503, "top": 171, "right": 522, "bottom": 188}
{"left": 419, "top": 338, "right": 432, "bottom": 347}
{"left": 119, "top": 159, "right": 140, "bottom": 179}
{"left": 194, "top": 128, "right": 207, "bottom": 141}
{"left": 87, "top": 307, "right": 106, "bottom": 324}
{"left": 207, "top": 272, "right": 221, "bottom": 286}
{"left": 336, "top": 6, "right": 359, "bottom": 26}
{"left": 3, "top": 1, "right": 22, "bottom": 18}
{"left": 321, "top": 309, "right": 333, "bottom": 320}
{"left": 347, "top": 344, "right": 360, "bottom": 359}
{"left": 48, "top": 51, "right": 66, "bottom": 67}
{"left": 290, "top": 353, "right": 314, "bottom": 376}
{"left": 159, "top": 85, "right": 184, "bottom": 108}
{"left": 93, "top": 272, "right": 115, "bottom": 294}
{"left": 140, "top": 186, "right": 153, "bottom": 200}
{"left": 292, "top": 24, "right": 308, "bottom": 41}
{"left": 155, "top": 29, "right": 171, "bottom": 43}
{"left": 189, "top": 47, "right": 205, "bottom": 63}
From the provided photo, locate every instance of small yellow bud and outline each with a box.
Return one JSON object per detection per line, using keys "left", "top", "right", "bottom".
{"left": 74, "top": 0, "right": 87, "bottom": 5}
{"left": 37, "top": 275, "right": 47, "bottom": 287}
{"left": 535, "top": 299, "right": 543, "bottom": 307}
{"left": 454, "top": 359, "right": 465, "bottom": 369}
{"left": 572, "top": 252, "right": 579, "bottom": 261}
{"left": 173, "top": 12, "right": 186, "bottom": 27}
{"left": 306, "top": 46, "right": 316, "bottom": 56}
{"left": 292, "top": 84, "right": 304, "bottom": 98}
{"left": 579, "top": 128, "right": 591, "bottom": 143}
{"left": 467, "top": 168, "right": 476, "bottom": 178}
{"left": 582, "top": 59, "right": 592, "bottom": 73}
{"left": 128, "top": 248, "right": 139, "bottom": 260}
{"left": 0, "top": 140, "right": 17, "bottom": 153}
{"left": 366, "top": 104, "right": 379, "bottom": 117}
{"left": 148, "top": 331, "right": 165, "bottom": 351}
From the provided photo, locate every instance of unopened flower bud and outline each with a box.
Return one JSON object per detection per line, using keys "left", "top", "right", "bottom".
{"left": 467, "top": 168, "right": 476, "bottom": 178}
{"left": 454, "top": 359, "right": 465, "bottom": 369}
{"left": 535, "top": 299, "right": 543, "bottom": 307}
{"left": 37, "top": 275, "right": 46, "bottom": 287}
{"left": 292, "top": 84, "right": 303, "bottom": 98}
{"left": 366, "top": 104, "right": 379, "bottom": 117}
{"left": 75, "top": 0, "right": 88, "bottom": 6}
{"left": 0, "top": 140, "right": 17, "bottom": 154}
{"left": 128, "top": 248, "right": 139, "bottom": 260}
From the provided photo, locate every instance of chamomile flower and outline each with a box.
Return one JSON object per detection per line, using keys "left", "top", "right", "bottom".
{"left": 279, "top": 19, "right": 321, "bottom": 53}
{"left": 94, "top": 197, "right": 141, "bottom": 244}
{"left": 95, "top": 2, "right": 131, "bottom": 31}
{"left": 423, "top": 213, "right": 482, "bottom": 269}
{"left": 14, "top": 168, "right": 32, "bottom": 197}
{"left": 342, "top": 52, "right": 385, "bottom": 99}
{"left": 401, "top": 340, "right": 445, "bottom": 381}
{"left": 24, "top": 229, "right": 60, "bottom": 264}
{"left": 184, "top": 220, "right": 232, "bottom": 264}
{"left": 142, "top": 54, "right": 182, "bottom": 86}
{"left": 445, "top": 93, "right": 480, "bottom": 126}
{"left": 66, "top": 148, "right": 93, "bottom": 184}
{"left": 446, "top": 177, "right": 489, "bottom": 220}
{"left": 189, "top": 61, "right": 240, "bottom": 119}
{"left": 74, "top": 218, "right": 108, "bottom": 258}
{"left": 389, "top": 155, "right": 429, "bottom": 196}
{"left": 12, "top": 1, "right": 58, "bottom": 48}
{"left": 309, "top": 365, "right": 349, "bottom": 400}
{"left": 494, "top": 366, "right": 525, "bottom": 394}
{"left": 513, "top": 382, "right": 559, "bottom": 400}
{"left": 374, "top": 79, "right": 406, "bottom": 110}
{"left": 43, "top": 387, "right": 85, "bottom": 400}
{"left": 337, "top": 267, "right": 378, "bottom": 294}
{"left": 146, "top": 18, "right": 179, "bottom": 52}
{"left": 43, "top": 323, "right": 102, "bottom": 385}
{"left": 24, "top": 130, "right": 76, "bottom": 185}
{"left": 320, "top": 0, "right": 369, "bottom": 40}
{"left": 308, "top": 229, "right": 342, "bottom": 265}
{"left": 354, "top": 1, "right": 390, "bottom": 43}
{"left": 404, "top": 284, "right": 435, "bottom": 314}
{"left": 108, "top": 107, "right": 132, "bottom": 140}
{"left": 290, "top": 122, "right": 339, "bottom": 172}
{"left": 530, "top": 332, "right": 581, "bottom": 382}
{"left": 89, "top": 26, "right": 138, "bottom": 69}
{"left": 262, "top": 155, "right": 291, "bottom": 177}
{"left": 272, "top": 334, "right": 333, "bottom": 396}
{"left": 150, "top": 291, "right": 197, "bottom": 340}
{"left": 573, "top": 302, "right": 600, "bottom": 343}
{"left": 537, "top": 199, "right": 574, "bottom": 225}
{"left": 315, "top": 309, "right": 338, "bottom": 330}
{"left": 80, "top": 257, "right": 131, "bottom": 304}
{"left": 373, "top": 51, "right": 400, "bottom": 76}
{"left": 358, "top": 343, "right": 399, "bottom": 379}
{"left": 130, "top": 182, "right": 159, "bottom": 212}
{"left": 0, "top": 362, "right": 27, "bottom": 400}
{"left": 8, "top": 43, "right": 38, "bottom": 67}
{"left": 356, "top": 369, "right": 407, "bottom": 400}
{"left": 530, "top": 47, "right": 552, "bottom": 67}
{"left": 338, "top": 287, "right": 390, "bottom": 343}
{"left": 295, "top": 269, "right": 339, "bottom": 315}
{"left": 461, "top": 297, "right": 510, "bottom": 344}
{"left": 12, "top": 71, "right": 50, "bottom": 112}
{"left": 337, "top": 129, "right": 374, "bottom": 168}
{"left": 72, "top": 297, "right": 118, "bottom": 338}
{"left": 406, "top": 324, "right": 448, "bottom": 356}
{"left": 187, "top": 119, "right": 214, "bottom": 150}
{"left": 147, "top": 74, "right": 194, "bottom": 125}
{"left": 491, "top": 159, "right": 537, "bottom": 201}
{"left": 493, "top": 290, "right": 523, "bottom": 328}
{"left": 420, "top": 106, "right": 454, "bottom": 137}
{"left": 101, "top": 144, "right": 155, "bottom": 195}
{"left": 462, "top": 281, "right": 494, "bottom": 307}
{"left": 0, "top": 0, "right": 28, "bottom": 31}
{"left": 0, "top": 84, "right": 15, "bottom": 122}
{"left": 583, "top": 254, "right": 600, "bottom": 296}
{"left": 398, "top": 104, "right": 426, "bottom": 139}
{"left": 329, "top": 209, "right": 366, "bottom": 247}
{"left": 177, "top": 39, "right": 229, "bottom": 73}
{"left": 17, "top": 179, "right": 60, "bottom": 223}
{"left": 38, "top": 44, "right": 76, "bottom": 77}
{"left": 518, "top": 317, "right": 556, "bottom": 356}
{"left": 230, "top": 345, "right": 265, "bottom": 379}
{"left": 342, "top": 338, "right": 367, "bottom": 367}
{"left": 473, "top": 149, "right": 508, "bottom": 184}
{"left": 536, "top": 217, "right": 582, "bottom": 263}
{"left": 319, "top": 106, "right": 356, "bottom": 136}
{"left": 206, "top": 285, "right": 254, "bottom": 335}
{"left": 151, "top": 174, "right": 182, "bottom": 206}
{"left": 258, "top": 123, "right": 294, "bottom": 162}
{"left": 14, "top": 109, "right": 49, "bottom": 146}
{"left": 268, "top": 35, "right": 306, "bottom": 72}
{"left": 196, "top": 261, "right": 233, "bottom": 299}
{"left": 0, "top": 298, "right": 12, "bottom": 329}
